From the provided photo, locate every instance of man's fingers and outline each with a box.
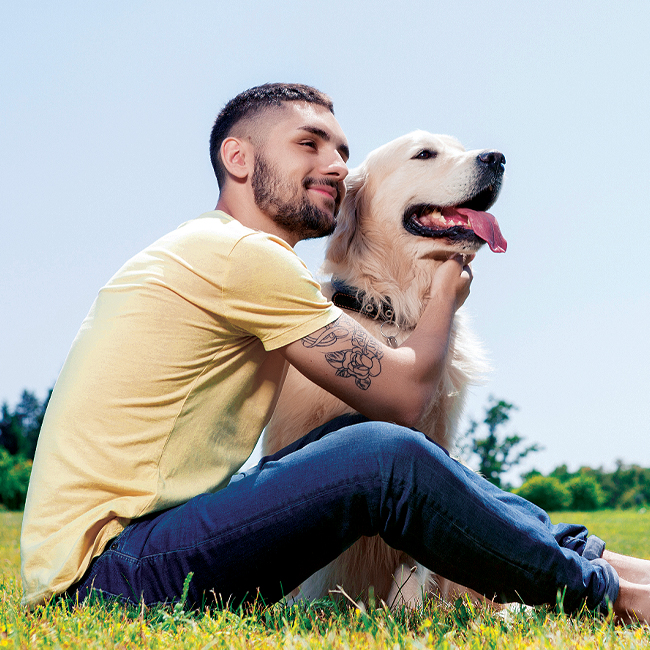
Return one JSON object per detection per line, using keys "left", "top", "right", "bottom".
{"left": 461, "top": 263, "right": 473, "bottom": 281}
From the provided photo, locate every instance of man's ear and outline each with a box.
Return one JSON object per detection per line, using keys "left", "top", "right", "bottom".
{"left": 220, "top": 137, "right": 253, "bottom": 181}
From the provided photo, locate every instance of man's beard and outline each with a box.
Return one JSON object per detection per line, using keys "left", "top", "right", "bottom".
{"left": 251, "top": 153, "right": 338, "bottom": 240}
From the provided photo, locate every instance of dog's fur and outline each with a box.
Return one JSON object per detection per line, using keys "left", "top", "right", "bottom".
{"left": 263, "top": 130, "right": 505, "bottom": 607}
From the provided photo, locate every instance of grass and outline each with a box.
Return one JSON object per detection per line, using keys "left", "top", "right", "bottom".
{"left": 1, "top": 509, "right": 649, "bottom": 648}
{"left": 552, "top": 510, "right": 650, "bottom": 559}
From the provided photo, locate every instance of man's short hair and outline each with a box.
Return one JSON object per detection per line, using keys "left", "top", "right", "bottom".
{"left": 209, "top": 83, "right": 334, "bottom": 189}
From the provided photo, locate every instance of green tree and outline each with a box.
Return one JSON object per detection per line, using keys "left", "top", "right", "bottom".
{"left": 0, "top": 389, "right": 51, "bottom": 459}
{"left": 605, "top": 462, "right": 650, "bottom": 509}
{"left": 0, "top": 403, "right": 21, "bottom": 455}
{"left": 515, "top": 475, "right": 571, "bottom": 511}
{"left": 519, "top": 462, "right": 650, "bottom": 510}
{"left": 0, "top": 448, "right": 32, "bottom": 510}
{"left": 567, "top": 474, "right": 603, "bottom": 510}
{"left": 464, "top": 398, "right": 542, "bottom": 489}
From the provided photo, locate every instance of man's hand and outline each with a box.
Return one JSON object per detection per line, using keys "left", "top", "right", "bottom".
{"left": 279, "top": 255, "right": 474, "bottom": 428}
{"left": 428, "top": 254, "right": 473, "bottom": 312}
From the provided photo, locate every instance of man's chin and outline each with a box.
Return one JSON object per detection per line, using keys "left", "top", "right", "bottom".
{"left": 271, "top": 203, "right": 336, "bottom": 240}
{"left": 308, "top": 208, "right": 337, "bottom": 238}
{"left": 301, "top": 225, "right": 336, "bottom": 240}
{"left": 297, "top": 216, "right": 336, "bottom": 240}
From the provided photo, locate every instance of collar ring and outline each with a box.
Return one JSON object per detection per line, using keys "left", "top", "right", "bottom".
{"left": 380, "top": 321, "right": 400, "bottom": 348}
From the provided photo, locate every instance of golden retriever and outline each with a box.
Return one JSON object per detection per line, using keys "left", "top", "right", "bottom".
{"left": 263, "top": 130, "right": 507, "bottom": 608}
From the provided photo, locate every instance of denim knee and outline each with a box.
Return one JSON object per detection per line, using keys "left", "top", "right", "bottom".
{"left": 347, "top": 420, "right": 446, "bottom": 461}
{"left": 335, "top": 422, "right": 449, "bottom": 528}
{"left": 338, "top": 421, "right": 444, "bottom": 482}
{"left": 365, "top": 422, "right": 450, "bottom": 477}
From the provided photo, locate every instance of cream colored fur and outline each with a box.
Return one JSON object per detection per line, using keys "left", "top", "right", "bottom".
{"left": 263, "top": 131, "right": 499, "bottom": 607}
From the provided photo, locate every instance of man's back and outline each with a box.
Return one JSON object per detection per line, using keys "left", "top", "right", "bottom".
{"left": 20, "top": 211, "right": 340, "bottom": 606}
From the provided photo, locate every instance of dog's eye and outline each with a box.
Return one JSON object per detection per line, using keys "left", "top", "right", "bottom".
{"left": 413, "top": 149, "right": 437, "bottom": 160}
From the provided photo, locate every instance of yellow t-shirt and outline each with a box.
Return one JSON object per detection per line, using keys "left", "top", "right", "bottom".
{"left": 20, "top": 211, "right": 341, "bottom": 607}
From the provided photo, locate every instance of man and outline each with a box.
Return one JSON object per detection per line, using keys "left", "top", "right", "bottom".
{"left": 21, "top": 83, "right": 650, "bottom": 622}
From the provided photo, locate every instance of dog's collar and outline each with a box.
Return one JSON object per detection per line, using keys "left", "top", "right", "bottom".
{"left": 331, "top": 279, "right": 395, "bottom": 323}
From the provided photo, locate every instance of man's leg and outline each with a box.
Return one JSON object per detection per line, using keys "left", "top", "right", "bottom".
{"left": 603, "top": 551, "right": 650, "bottom": 585}
{"left": 68, "top": 419, "right": 620, "bottom": 614}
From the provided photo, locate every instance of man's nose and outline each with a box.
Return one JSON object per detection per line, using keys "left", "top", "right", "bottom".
{"left": 317, "top": 147, "right": 348, "bottom": 181}
{"left": 323, "top": 154, "right": 348, "bottom": 181}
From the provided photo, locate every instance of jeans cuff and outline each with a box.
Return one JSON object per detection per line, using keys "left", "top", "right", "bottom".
{"left": 590, "top": 558, "right": 620, "bottom": 614}
{"left": 583, "top": 535, "right": 605, "bottom": 560}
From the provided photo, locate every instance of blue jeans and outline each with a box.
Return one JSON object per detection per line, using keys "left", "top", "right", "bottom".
{"left": 66, "top": 414, "right": 618, "bottom": 612}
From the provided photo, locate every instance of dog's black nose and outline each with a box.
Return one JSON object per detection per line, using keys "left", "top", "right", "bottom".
{"left": 478, "top": 151, "right": 506, "bottom": 171}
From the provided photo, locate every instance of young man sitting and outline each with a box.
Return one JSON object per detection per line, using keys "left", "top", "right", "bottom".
{"left": 21, "top": 83, "right": 650, "bottom": 623}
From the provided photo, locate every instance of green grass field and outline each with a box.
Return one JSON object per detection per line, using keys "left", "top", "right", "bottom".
{"left": 1, "top": 510, "right": 649, "bottom": 648}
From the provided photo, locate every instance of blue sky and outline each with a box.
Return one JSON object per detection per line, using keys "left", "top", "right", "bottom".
{"left": 2, "top": 1, "right": 649, "bottom": 482}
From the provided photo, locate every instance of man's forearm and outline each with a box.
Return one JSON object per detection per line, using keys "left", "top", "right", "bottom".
{"left": 383, "top": 291, "right": 458, "bottom": 425}
{"left": 280, "top": 257, "right": 469, "bottom": 427}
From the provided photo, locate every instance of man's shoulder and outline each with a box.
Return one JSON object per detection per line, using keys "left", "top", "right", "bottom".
{"left": 173, "top": 210, "right": 245, "bottom": 242}
{"left": 151, "top": 211, "right": 261, "bottom": 261}
{"left": 148, "top": 211, "right": 310, "bottom": 291}
{"left": 174, "top": 211, "right": 292, "bottom": 255}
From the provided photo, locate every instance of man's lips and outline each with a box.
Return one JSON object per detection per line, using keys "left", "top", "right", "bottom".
{"left": 310, "top": 188, "right": 335, "bottom": 200}
{"left": 308, "top": 183, "right": 338, "bottom": 201}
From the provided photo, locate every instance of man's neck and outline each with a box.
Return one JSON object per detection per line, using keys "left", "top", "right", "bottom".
{"left": 215, "top": 194, "right": 300, "bottom": 247}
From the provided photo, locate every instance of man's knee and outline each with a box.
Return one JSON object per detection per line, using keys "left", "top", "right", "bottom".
{"left": 337, "top": 420, "right": 448, "bottom": 481}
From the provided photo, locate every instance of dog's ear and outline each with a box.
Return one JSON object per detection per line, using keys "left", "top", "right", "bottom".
{"left": 326, "top": 168, "right": 368, "bottom": 264}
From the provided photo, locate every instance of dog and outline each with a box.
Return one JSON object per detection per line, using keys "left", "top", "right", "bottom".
{"left": 262, "top": 130, "right": 506, "bottom": 608}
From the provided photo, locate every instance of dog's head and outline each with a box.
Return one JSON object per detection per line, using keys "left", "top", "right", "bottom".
{"left": 323, "top": 131, "right": 506, "bottom": 324}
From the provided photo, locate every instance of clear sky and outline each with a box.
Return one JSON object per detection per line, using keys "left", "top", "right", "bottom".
{"left": 2, "top": 1, "right": 649, "bottom": 483}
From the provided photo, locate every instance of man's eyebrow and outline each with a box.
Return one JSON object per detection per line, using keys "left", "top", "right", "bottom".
{"left": 298, "top": 125, "right": 350, "bottom": 161}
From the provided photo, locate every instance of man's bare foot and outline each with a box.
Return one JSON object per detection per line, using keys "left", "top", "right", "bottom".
{"left": 603, "top": 551, "right": 650, "bottom": 585}
{"left": 613, "top": 577, "right": 650, "bottom": 625}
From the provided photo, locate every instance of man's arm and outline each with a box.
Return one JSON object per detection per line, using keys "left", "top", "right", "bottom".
{"left": 279, "top": 256, "right": 472, "bottom": 428}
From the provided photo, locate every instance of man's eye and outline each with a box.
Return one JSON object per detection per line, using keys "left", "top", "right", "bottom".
{"left": 300, "top": 141, "right": 317, "bottom": 149}
{"left": 413, "top": 149, "right": 437, "bottom": 160}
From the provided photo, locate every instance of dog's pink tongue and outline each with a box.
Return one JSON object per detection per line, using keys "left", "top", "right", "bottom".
{"left": 441, "top": 207, "right": 507, "bottom": 253}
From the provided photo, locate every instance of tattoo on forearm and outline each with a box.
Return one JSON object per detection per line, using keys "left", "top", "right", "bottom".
{"left": 303, "top": 320, "right": 383, "bottom": 390}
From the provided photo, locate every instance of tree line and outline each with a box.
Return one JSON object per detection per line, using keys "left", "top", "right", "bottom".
{"left": 1, "top": 391, "right": 649, "bottom": 512}
{"left": 461, "top": 398, "right": 650, "bottom": 512}
{"left": 0, "top": 389, "right": 51, "bottom": 509}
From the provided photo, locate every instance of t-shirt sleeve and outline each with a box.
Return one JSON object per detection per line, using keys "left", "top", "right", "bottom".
{"left": 222, "top": 232, "right": 342, "bottom": 350}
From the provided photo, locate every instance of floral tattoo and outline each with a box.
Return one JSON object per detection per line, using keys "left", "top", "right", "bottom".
{"left": 303, "top": 319, "right": 383, "bottom": 390}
